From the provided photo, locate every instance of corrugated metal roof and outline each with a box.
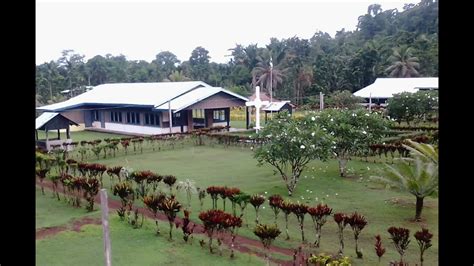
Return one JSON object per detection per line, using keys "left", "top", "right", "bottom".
{"left": 353, "top": 77, "right": 438, "bottom": 98}
{"left": 36, "top": 112, "right": 59, "bottom": 129}
{"left": 154, "top": 87, "right": 249, "bottom": 112}
{"left": 37, "top": 81, "right": 211, "bottom": 112}
{"left": 262, "top": 101, "right": 291, "bottom": 111}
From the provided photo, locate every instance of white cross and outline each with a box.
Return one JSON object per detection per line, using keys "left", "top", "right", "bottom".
{"left": 246, "top": 86, "right": 269, "bottom": 133}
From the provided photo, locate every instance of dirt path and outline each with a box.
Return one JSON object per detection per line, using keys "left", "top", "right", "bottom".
{"left": 36, "top": 216, "right": 101, "bottom": 240}
{"left": 37, "top": 180, "right": 311, "bottom": 265}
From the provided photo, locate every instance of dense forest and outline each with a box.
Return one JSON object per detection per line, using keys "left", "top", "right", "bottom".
{"left": 36, "top": 0, "right": 437, "bottom": 107}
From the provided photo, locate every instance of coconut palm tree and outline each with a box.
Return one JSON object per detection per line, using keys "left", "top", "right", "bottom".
{"left": 252, "top": 55, "right": 286, "bottom": 99}
{"left": 386, "top": 46, "right": 420, "bottom": 77}
{"left": 372, "top": 141, "right": 438, "bottom": 221}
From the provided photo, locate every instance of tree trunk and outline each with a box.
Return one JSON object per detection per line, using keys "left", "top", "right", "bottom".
{"left": 314, "top": 223, "right": 321, "bottom": 247}
{"left": 300, "top": 222, "right": 305, "bottom": 243}
{"left": 338, "top": 228, "right": 344, "bottom": 255}
{"left": 338, "top": 158, "right": 347, "bottom": 177}
{"left": 169, "top": 221, "right": 173, "bottom": 240}
{"left": 415, "top": 196, "right": 424, "bottom": 221}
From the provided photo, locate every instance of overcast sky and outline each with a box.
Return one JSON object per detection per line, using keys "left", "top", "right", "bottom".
{"left": 36, "top": 0, "right": 416, "bottom": 65}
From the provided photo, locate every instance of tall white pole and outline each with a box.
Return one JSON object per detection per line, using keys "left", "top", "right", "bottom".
{"left": 269, "top": 57, "right": 273, "bottom": 119}
{"left": 100, "top": 189, "right": 112, "bottom": 266}
{"left": 168, "top": 101, "right": 173, "bottom": 133}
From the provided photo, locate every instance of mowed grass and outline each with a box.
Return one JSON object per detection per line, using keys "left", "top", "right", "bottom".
{"left": 36, "top": 191, "right": 265, "bottom": 266}
{"left": 86, "top": 145, "right": 438, "bottom": 266}
{"left": 36, "top": 188, "right": 100, "bottom": 229}
{"left": 36, "top": 130, "right": 132, "bottom": 142}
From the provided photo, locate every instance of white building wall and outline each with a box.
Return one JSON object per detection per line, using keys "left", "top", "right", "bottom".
{"left": 104, "top": 122, "right": 186, "bottom": 135}
{"left": 92, "top": 121, "right": 101, "bottom": 128}
{"left": 213, "top": 122, "right": 228, "bottom": 127}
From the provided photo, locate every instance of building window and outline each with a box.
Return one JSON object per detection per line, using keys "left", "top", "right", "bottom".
{"left": 126, "top": 112, "right": 140, "bottom": 124}
{"left": 192, "top": 109, "right": 204, "bottom": 118}
{"left": 144, "top": 113, "right": 160, "bottom": 126}
{"left": 213, "top": 110, "right": 225, "bottom": 121}
{"left": 111, "top": 111, "right": 122, "bottom": 123}
{"left": 92, "top": 110, "right": 100, "bottom": 121}
{"left": 173, "top": 112, "right": 181, "bottom": 118}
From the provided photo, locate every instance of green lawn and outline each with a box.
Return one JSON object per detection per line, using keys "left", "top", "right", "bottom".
{"left": 36, "top": 130, "right": 132, "bottom": 142}
{"left": 36, "top": 188, "right": 100, "bottom": 229}
{"left": 83, "top": 145, "right": 438, "bottom": 266}
{"left": 37, "top": 130, "right": 438, "bottom": 265}
{"left": 36, "top": 189, "right": 264, "bottom": 266}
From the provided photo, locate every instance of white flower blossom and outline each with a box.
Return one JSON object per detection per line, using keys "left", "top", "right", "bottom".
{"left": 365, "top": 113, "right": 370, "bottom": 116}
{"left": 311, "top": 132, "right": 315, "bottom": 137}
{"left": 330, "top": 118, "right": 334, "bottom": 122}
{"left": 300, "top": 145, "right": 306, "bottom": 149}
{"left": 311, "top": 117, "right": 315, "bottom": 121}
{"left": 264, "top": 191, "right": 268, "bottom": 194}
{"left": 335, "top": 193, "right": 338, "bottom": 196}
{"left": 310, "top": 144, "right": 315, "bottom": 149}
{"left": 362, "top": 130, "right": 367, "bottom": 134}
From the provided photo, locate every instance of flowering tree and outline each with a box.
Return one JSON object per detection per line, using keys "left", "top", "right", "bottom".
{"left": 316, "top": 109, "right": 390, "bottom": 177}
{"left": 254, "top": 111, "right": 333, "bottom": 196}
{"left": 387, "top": 91, "right": 438, "bottom": 125}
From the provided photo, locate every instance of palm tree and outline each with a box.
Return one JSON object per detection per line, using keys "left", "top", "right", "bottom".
{"left": 252, "top": 55, "right": 286, "bottom": 99}
{"left": 372, "top": 140, "right": 438, "bottom": 221}
{"left": 163, "top": 70, "right": 191, "bottom": 82}
{"left": 386, "top": 46, "right": 420, "bottom": 77}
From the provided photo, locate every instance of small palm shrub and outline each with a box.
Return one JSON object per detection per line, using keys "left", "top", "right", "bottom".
{"left": 159, "top": 195, "right": 182, "bottom": 240}
{"left": 388, "top": 226, "right": 410, "bottom": 263}
{"left": 250, "top": 194, "right": 266, "bottom": 225}
{"left": 347, "top": 212, "right": 368, "bottom": 258}
{"left": 268, "top": 194, "right": 283, "bottom": 224}
{"left": 253, "top": 223, "right": 281, "bottom": 265}
{"left": 307, "top": 204, "right": 333, "bottom": 248}
{"left": 414, "top": 228, "right": 433, "bottom": 266}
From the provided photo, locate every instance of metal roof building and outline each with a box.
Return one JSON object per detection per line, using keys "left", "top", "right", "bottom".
{"left": 353, "top": 77, "right": 438, "bottom": 99}
{"left": 36, "top": 81, "right": 250, "bottom": 135}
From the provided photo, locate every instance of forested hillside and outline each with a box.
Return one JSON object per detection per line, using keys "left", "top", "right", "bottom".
{"left": 36, "top": 0, "right": 437, "bottom": 106}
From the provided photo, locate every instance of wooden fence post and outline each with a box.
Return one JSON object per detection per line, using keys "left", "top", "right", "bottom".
{"left": 100, "top": 189, "right": 112, "bottom": 266}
